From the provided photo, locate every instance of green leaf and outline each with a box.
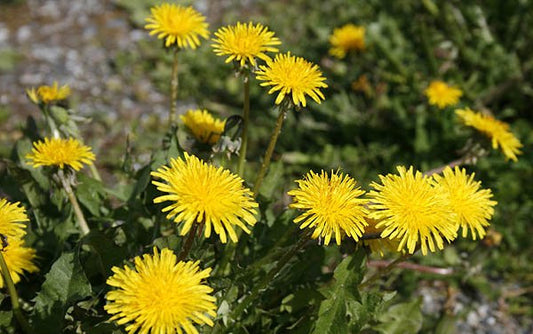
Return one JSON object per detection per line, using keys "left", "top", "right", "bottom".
{"left": 259, "top": 161, "right": 284, "bottom": 199}
{"left": 375, "top": 298, "right": 423, "bottom": 334}
{"left": 85, "top": 231, "right": 128, "bottom": 276}
{"left": 31, "top": 252, "right": 92, "bottom": 334}
{"left": 347, "top": 291, "right": 396, "bottom": 332}
{"left": 75, "top": 173, "right": 106, "bottom": 217}
{"left": 127, "top": 163, "right": 152, "bottom": 203}
{"left": 0, "top": 310, "right": 12, "bottom": 329}
{"left": 312, "top": 249, "right": 366, "bottom": 334}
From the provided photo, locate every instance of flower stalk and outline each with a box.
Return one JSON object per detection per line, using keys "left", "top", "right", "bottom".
{"left": 253, "top": 103, "right": 288, "bottom": 196}
{"left": 170, "top": 47, "right": 180, "bottom": 126}
{"left": 0, "top": 248, "right": 31, "bottom": 334}
{"left": 58, "top": 171, "right": 90, "bottom": 236}
{"left": 237, "top": 73, "right": 251, "bottom": 177}
{"left": 177, "top": 223, "right": 200, "bottom": 262}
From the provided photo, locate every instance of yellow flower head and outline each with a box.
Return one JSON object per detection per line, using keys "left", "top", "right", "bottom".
{"left": 432, "top": 167, "right": 497, "bottom": 240}
{"left": 329, "top": 24, "right": 365, "bottom": 59}
{"left": 0, "top": 239, "right": 38, "bottom": 288}
{"left": 424, "top": 80, "right": 463, "bottom": 109}
{"left": 368, "top": 166, "right": 458, "bottom": 255}
{"left": 26, "top": 137, "right": 95, "bottom": 171}
{"left": 180, "top": 109, "right": 226, "bottom": 145}
{"left": 105, "top": 248, "right": 216, "bottom": 334}
{"left": 456, "top": 108, "right": 522, "bottom": 161}
{"left": 256, "top": 52, "right": 327, "bottom": 107}
{"left": 26, "top": 81, "right": 71, "bottom": 104}
{"left": 212, "top": 22, "right": 281, "bottom": 67}
{"left": 288, "top": 170, "right": 368, "bottom": 245}
{"left": 0, "top": 198, "right": 29, "bottom": 239}
{"left": 151, "top": 153, "right": 258, "bottom": 243}
{"left": 145, "top": 3, "right": 209, "bottom": 49}
{"left": 362, "top": 218, "right": 401, "bottom": 257}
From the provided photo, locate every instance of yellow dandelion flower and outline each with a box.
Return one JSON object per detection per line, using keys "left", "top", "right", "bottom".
{"left": 362, "top": 218, "right": 401, "bottom": 257}
{"left": 432, "top": 167, "right": 497, "bottom": 240}
{"left": 212, "top": 22, "right": 281, "bottom": 67}
{"left": 26, "top": 81, "right": 71, "bottom": 104}
{"left": 105, "top": 247, "right": 216, "bottom": 334}
{"left": 180, "top": 109, "right": 226, "bottom": 145}
{"left": 256, "top": 52, "right": 327, "bottom": 107}
{"left": 0, "top": 198, "right": 29, "bottom": 239}
{"left": 144, "top": 3, "right": 209, "bottom": 49}
{"left": 288, "top": 170, "right": 368, "bottom": 245}
{"left": 424, "top": 80, "right": 463, "bottom": 109}
{"left": 0, "top": 238, "right": 38, "bottom": 288}
{"left": 151, "top": 153, "right": 258, "bottom": 243}
{"left": 368, "top": 166, "right": 458, "bottom": 255}
{"left": 456, "top": 108, "right": 522, "bottom": 161}
{"left": 329, "top": 24, "right": 365, "bottom": 59}
{"left": 26, "top": 137, "right": 95, "bottom": 171}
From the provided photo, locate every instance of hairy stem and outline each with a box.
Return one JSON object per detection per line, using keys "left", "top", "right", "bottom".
{"left": 169, "top": 48, "right": 179, "bottom": 126}
{"left": 177, "top": 223, "right": 199, "bottom": 262}
{"left": 59, "top": 172, "right": 90, "bottom": 236}
{"left": 237, "top": 74, "right": 250, "bottom": 177}
{"left": 253, "top": 104, "right": 288, "bottom": 197}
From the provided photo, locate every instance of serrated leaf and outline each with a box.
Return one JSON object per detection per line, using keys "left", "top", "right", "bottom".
{"left": 31, "top": 252, "right": 92, "bottom": 334}
{"left": 312, "top": 249, "right": 366, "bottom": 334}
{"left": 375, "top": 298, "right": 423, "bottom": 334}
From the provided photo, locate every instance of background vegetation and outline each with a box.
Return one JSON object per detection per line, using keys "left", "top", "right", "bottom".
{"left": 0, "top": 0, "right": 532, "bottom": 333}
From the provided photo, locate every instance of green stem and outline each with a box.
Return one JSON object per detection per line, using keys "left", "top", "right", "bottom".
{"left": 169, "top": 47, "right": 180, "bottom": 126}
{"left": 59, "top": 172, "right": 90, "bottom": 236}
{"left": 88, "top": 164, "right": 102, "bottom": 181}
{"left": 177, "top": 223, "right": 199, "bottom": 262}
{"left": 0, "top": 250, "right": 31, "bottom": 334}
{"left": 237, "top": 74, "right": 250, "bottom": 177}
{"left": 229, "top": 234, "right": 309, "bottom": 323}
{"left": 253, "top": 104, "right": 288, "bottom": 197}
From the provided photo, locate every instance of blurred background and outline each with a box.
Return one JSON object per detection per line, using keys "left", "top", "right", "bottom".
{"left": 1, "top": 0, "right": 532, "bottom": 332}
